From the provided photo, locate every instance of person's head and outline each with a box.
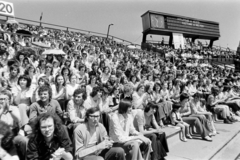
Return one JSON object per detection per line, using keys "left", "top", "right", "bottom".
{"left": 90, "top": 86, "right": 102, "bottom": 98}
{"left": 9, "top": 65, "right": 20, "bottom": 77}
{"left": 89, "top": 75, "right": 97, "bottom": 84}
{"left": 0, "top": 120, "right": 15, "bottom": 152}
{"left": 193, "top": 92, "right": 201, "bottom": 101}
{"left": 85, "top": 107, "right": 101, "bottom": 126}
{"left": 0, "top": 78, "right": 10, "bottom": 92}
{"left": 18, "top": 75, "right": 32, "bottom": 88}
{"left": 73, "top": 88, "right": 87, "bottom": 105}
{"left": 145, "top": 84, "right": 152, "bottom": 93}
{"left": 70, "top": 74, "right": 77, "bottom": 84}
{"left": 103, "top": 66, "right": 110, "bottom": 74}
{"left": 101, "top": 87, "right": 109, "bottom": 99}
{"left": 211, "top": 86, "right": 220, "bottom": 96}
{"left": 162, "top": 82, "right": 168, "bottom": 90}
{"left": 144, "top": 101, "right": 158, "bottom": 115}
{"left": 24, "top": 65, "right": 36, "bottom": 75}
{"left": 110, "top": 74, "right": 116, "bottom": 82}
{"left": 61, "top": 67, "right": 71, "bottom": 77}
{"left": 55, "top": 74, "right": 65, "bottom": 86}
{"left": 79, "top": 65, "right": 86, "bottom": 73}
{"left": 123, "top": 83, "right": 133, "bottom": 95}
{"left": 111, "top": 86, "right": 119, "bottom": 96}
{"left": 45, "top": 63, "right": 53, "bottom": 74}
{"left": 38, "top": 85, "right": 52, "bottom": 102}
{"left": 18, "top": 53, "right": 25, "bottom": 61}
{"left": 23, "top": 57, "right": 29, "bottom": 65}
{"left": 136, "top": 84, "right": 145, "bottom": 93}
{"left": 180, "top": 93, "right": 189, "bottom": 103}
{"left": 153, "top": 82, "right": 161, "bottom": 92}
{"left": 118, "top": 99, "right": 132, "bottom": 114}
{"left": 32, "top": 113, "right": 62, "bottom": 140}
{"left": 74, "top": 60, "right": 80, "bottom": 68}
{"left": 0, "top": 91, "right": 11, "bottom": 110}
{"left": 38, "top": 76, "right": 50, "bottom": 87}
{"left": 130, "top": 75, "right": 138, "bottom": 83}
{"left": 222, "top": 86, "right": 231, "bottom": 93}
{"left": 172, "top": 103, "right": 182, "bottom": 112}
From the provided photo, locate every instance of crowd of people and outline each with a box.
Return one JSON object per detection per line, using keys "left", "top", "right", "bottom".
{"left": 0, "top": 19, "right": 240, "bottom": 160}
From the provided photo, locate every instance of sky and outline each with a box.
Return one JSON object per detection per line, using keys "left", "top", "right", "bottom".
{"left": 4, "top": 0, "right": 240, "bottom": 50}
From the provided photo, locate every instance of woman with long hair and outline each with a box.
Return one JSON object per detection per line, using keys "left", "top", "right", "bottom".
{"left": 132, "top": 84, "right": 148, "bottom": 110}
{"left": 86, "top": 75, "right": 98, "bottom": 96}
{"left": 78, "top": 65, "right": 88, "bottom": 86}
{"left": 37, "top": 59, "right": 46, "bottom": 75}
{"left": 100, "top": 66, "right": 111, "bottom": 84}
{"left": 66, "top": 74, "right": 80, "bottom": 99}
{"left": 52, "top": 74, "right": 68, "bottom": 111}
{"left": 24, "top": 65, "right": 38, "bottom": 89}
{"left": 61, "top": 67, "right": 71, "bottom": 85}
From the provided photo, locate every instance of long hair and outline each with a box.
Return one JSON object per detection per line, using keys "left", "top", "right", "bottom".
{"left": 55, "top": 74, "right": 66, "bottom": 93}
{"left": 30, "top": 113, "right": 63, "bottom": 140}
{"left": 118, "top": 99, "right": 132, "bottom": 114}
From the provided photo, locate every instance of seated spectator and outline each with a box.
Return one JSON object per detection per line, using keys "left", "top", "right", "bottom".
{"left": 51, "top": 74, "right": 68, "bottom": 111}
{"left": 0, "top": 91, "right": 28, "bottom": 160}
{"left": 207, "top": 86, "right": 235, "bottom": 123}
{"left": 27, "top": 113, "right": 73, "bottom": 160}
{"left": 134, "top": 101, "right": 169, "bottom": 160}
{"left": 109, "top": 99, "right": 151, "bottom": 160}
{"left": 74, "top": 107, "right": 125, "bottom": 160}
{"left": 190, "top": 93, "right": 218, "bottom": 135}
{"left": 29, "top": 85, "right": 63, "bottom": 125}
{"left": 179, "top": 93, "right": 212, "bottom": 141}
{"left": 171, "top": 103, "right": 192, "bottom": 142}
{"left": 83, "top": 86, "right": 102, "bottom": 110}
{"left": 0, "top": 120, "right": 19, "bottom": 160}
{"left": 32, "top": 75, "right": 50, "bottom": 103}
{"left": 67, "top": 88, "right": 87, "bottom": 124}
{"left": 132, "top": 84, "right": 148, "bottom": 110}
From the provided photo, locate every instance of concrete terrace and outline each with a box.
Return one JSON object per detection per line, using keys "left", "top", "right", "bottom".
{"left": 162, "top": 121, "right": 240, "bottom": 160}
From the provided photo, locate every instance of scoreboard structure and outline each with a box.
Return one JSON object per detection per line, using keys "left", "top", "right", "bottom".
{"left": 141, "top": 10, "right": 220, "bottom": 49}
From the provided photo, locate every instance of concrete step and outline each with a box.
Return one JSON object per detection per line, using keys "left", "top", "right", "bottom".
{"left": 164, "top": 121, "right": 240, "bottom": 160}
{"left": 210, "top": 129, "right": 240, "bottom": 160}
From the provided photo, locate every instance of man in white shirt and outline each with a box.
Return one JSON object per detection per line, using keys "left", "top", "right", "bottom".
{"left": 109, "top": 99, "right": 151, "bottom": 160}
